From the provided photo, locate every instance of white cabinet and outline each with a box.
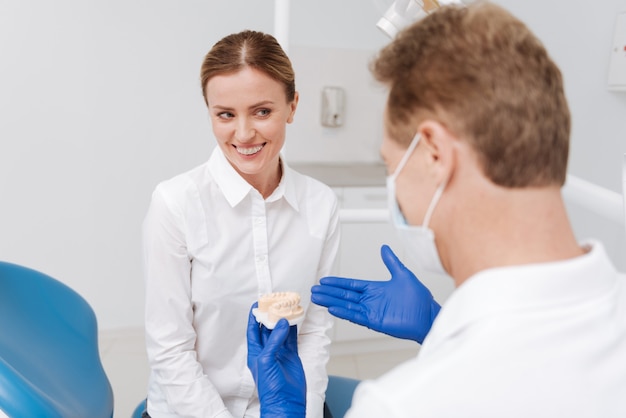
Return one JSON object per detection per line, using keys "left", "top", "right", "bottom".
{"left": 331, "top": 186, "right": 404, "bottom": 343}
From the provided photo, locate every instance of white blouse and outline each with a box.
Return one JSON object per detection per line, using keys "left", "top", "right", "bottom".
{"left": 142, "top": 147, "right": 339, "bottom": 418}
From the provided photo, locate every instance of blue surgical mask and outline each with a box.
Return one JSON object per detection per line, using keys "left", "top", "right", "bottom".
{"left": 386, "top": 133, "right": 448, "bottom": 275}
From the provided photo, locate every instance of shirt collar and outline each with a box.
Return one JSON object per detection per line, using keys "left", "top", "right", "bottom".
{"left": 266, "top": 159, "right": 300, "bottom": 211}
{"left": 426, "top": 240, "right": 619, "bottom": 344}
{"left": 207, "top": 147, "right": 299, "bottom": 211}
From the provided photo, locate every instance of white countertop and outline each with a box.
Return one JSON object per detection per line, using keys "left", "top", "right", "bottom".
{"left": 290, "top": 162, "right": 387, "bottom": 187}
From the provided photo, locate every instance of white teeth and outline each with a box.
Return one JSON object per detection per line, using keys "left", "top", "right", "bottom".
{"left": 236, "top": 144, "right": 264, "bottom": 155}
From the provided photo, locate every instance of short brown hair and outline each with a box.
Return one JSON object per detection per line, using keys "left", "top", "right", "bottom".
{"left": 200, "top": 30, "right": 296, "bottom": 106}
{"left": 371, "top": 2, "right": 571, "bottom": 187}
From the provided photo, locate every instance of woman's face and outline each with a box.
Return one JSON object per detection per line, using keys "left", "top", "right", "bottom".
{"left": 206, "top": 67, "right": 298, "bottom": 188}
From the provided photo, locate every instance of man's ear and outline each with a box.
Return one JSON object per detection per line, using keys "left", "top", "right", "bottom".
{"left": 417, "top": 120, "right": 456, "bottom": 184}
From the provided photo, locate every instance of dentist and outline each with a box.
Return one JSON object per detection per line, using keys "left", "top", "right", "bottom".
{"left": 247, "top": 2, "right": 626, "bottom": 417}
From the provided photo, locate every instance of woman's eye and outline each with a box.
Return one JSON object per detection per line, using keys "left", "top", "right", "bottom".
{"left": 217, "top": 111, "right": 234, "bottom": 119}
{"left": 256, "top": 108, "right": 271, "bottom": 117}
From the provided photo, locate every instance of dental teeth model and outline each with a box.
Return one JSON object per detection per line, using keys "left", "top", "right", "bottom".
{"left": 255, "top": 291, "right": 304, "bottom": 327}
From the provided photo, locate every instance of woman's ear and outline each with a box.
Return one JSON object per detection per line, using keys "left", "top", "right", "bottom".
{"left": 286, "top": 91, "right": 299, "bottom": 124}
{"left": 417, "top": 120, "right": 456, "bottom": 184}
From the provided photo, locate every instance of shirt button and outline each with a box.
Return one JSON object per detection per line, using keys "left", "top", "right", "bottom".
{"left": 256, "top": 255, "right": 266, "bottom": 263}
{"left": 254, "top": 217, "right": 263, "bottom": 225}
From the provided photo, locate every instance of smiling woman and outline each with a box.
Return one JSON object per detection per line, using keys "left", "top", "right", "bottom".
{"left": 206, "top": 66, "right": 298, "bottom": 198}
{"left": 141, "top": 30, "right": 340, "bottom": 418}
{"left": 200, "top": 31, "right": 299, "bottom": 198}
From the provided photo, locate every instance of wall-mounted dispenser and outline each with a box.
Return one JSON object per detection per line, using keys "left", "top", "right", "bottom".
{"left": 321, "top": 86, "right": 345, "bottom": 127}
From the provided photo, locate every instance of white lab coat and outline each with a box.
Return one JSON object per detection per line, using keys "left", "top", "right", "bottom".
{"left": 347, "top": 240, "right": 626, "bottom": 417}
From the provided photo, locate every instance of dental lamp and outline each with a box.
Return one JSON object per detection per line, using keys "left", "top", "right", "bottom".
{"left": 377, "top": 0, "right": 465, "bottom": 38}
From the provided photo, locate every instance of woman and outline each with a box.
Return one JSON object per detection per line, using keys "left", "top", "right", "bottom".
{"left": 142, "top": 30, "right": 339, "bottom": 418}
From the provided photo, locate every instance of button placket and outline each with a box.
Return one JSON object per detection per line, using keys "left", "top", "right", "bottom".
{"left": 251, "top": 193, "right": 271, "bottom": 294}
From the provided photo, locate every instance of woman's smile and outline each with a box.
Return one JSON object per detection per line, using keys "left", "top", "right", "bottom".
{"left": 235, "top": 143, "right": 266, "bottom": 156}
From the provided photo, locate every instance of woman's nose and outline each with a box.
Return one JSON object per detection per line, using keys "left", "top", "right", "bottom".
{"left": 235, "top": 118, "right": 255, "bottom": 142}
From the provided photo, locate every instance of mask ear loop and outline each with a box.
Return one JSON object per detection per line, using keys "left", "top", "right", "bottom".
{"left": 422, "top": 177, "right": 448, "bottom": 229}
{"left": 391, "top": 133, "right": 421, "bottom": 180}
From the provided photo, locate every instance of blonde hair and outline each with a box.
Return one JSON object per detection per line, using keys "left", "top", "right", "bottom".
{"left": 371, "top": 2, "right": 571, "bottom": 187}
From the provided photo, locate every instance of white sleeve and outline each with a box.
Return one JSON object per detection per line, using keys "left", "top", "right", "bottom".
{"left": 142, "top": 185, "right": 233, "bottom": 418}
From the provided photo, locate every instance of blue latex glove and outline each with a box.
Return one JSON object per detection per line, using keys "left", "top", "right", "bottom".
{"left": 311, "top": 244, "right": 441, "bottom": 344}
{"left": 246, "top": 303, "right": 306, "bottom": 418}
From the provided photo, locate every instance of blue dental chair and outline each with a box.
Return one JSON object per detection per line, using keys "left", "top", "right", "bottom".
{"left": 0, "top": 261, "right": 114, "bottom": 417}
{"left": 324, "top": 374, "right": 361, "bottom": 417}
{"left": 131, "top": 374, "right": 360, "bottom": 418}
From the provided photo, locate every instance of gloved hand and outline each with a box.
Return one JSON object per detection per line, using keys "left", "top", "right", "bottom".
{"left": 246, "top": 303, "right": 306, "bottom": 418}
{"left": 311, "top": 244, "right": 440, "bottom": 344}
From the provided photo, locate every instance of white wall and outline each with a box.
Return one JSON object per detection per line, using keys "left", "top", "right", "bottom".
{"left": 1, "top": 0, "right": 625, "bottom": 330}
{"left": 0, "top": 0, "right": 274, "bottom": 330}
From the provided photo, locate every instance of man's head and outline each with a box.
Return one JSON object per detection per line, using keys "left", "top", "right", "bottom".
{"left": 372, "top": 2, "right": 571, "bottom": 188}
